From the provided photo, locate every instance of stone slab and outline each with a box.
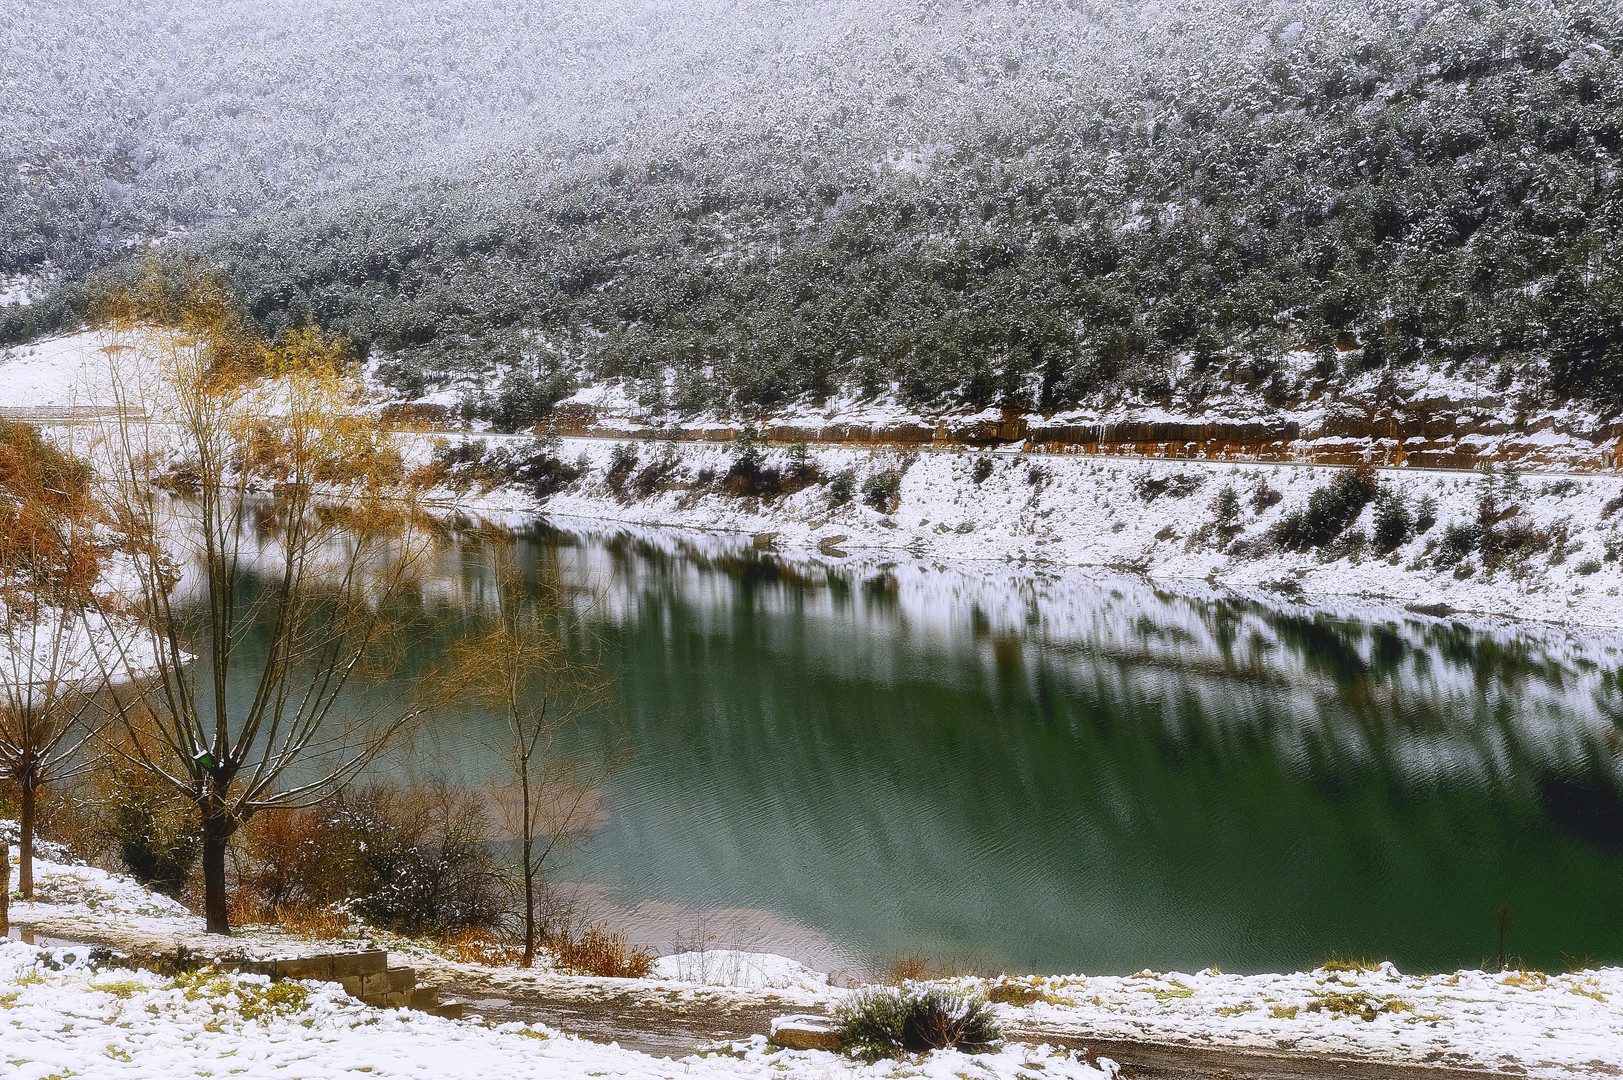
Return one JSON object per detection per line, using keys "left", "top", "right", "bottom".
{"left": 769, "top": 1014, "right": 841, "bottom": 1052}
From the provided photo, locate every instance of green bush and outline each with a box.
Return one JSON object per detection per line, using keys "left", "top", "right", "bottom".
{"left": 605, "top": 443, "right": 639, "bottom": 493}
{"left": 1414, "top": 495, "right": 1438, "bottom": 534}
{"left": 110, "top": 798, "right": 200, "bottom": 900}
{"left": 1134, "top": 472, "right": 1205, "bottom": 502}
{"left": 833, "top": 985, "right": 1002, "bottom": 1062}
{"left": 1211, "top": 485, "right": 1241, "bottom": 541}
{"left": 1370, "top": 488, "right": 1414, "bottom": 554}
{"left": 1272, "top": 466, "right": 1379, "bottom": 551}
{"left": 1434, "top": 521, "right": 1483, "bottom": 567}
{"left": 827, "top": 470, "right": 855, "bottom": 507}
{"left": 861, "top": 471, "right": 901, "bottom": 513}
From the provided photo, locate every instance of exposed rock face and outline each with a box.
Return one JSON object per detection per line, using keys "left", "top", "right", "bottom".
{"left": 768, "top": 1014, "right": 841, "bottom": 1051}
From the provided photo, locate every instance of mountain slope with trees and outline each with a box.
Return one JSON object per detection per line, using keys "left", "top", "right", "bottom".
{"left": 4, "top": 0, "right": 1622, "bottom": 424}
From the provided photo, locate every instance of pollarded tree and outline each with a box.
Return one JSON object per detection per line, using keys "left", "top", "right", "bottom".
{"left": 89, "top": 266, "right": 436, "bottom": 934}
{"left": 0, "top": 419, "right": 108, "bottom": 916}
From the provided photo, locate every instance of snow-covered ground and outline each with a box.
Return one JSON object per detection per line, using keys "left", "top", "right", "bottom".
{"left": 3, "top": 846, "right": 1107, "bottom": 1080}
{"left": 6, "top": 842, "right": 1622, "bottom": 1078}
{"left": 0, "top": 940, "right": 1115, "bottom": 1080}
{"left": 0, "top": 330, "right": 127, "bottom": 411}
{"left": 3, "top": 844, "right": 1623, "bottom": 1071}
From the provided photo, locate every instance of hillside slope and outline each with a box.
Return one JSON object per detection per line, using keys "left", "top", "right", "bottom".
{"left": 4, "top": 0, "right": 1623, "bottom": 427}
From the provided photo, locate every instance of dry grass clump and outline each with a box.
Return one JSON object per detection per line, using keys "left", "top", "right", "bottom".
{"left": 547, "top": 923, "right": 655, "bottom": 979}
{"left": 441, "top": 928, "right": 525, "bottom": 967}
{"left": 888, "top": 952, "right": 929, "bottom": 984}
{"left": 1307, "top": 991, "right": 1410, "bottom": 1021}
{"left": 1320, "top": 954, "right": 1384, "bottom": 973}
{"left": 277, "top": 903, "right": 359, "bottom": 940}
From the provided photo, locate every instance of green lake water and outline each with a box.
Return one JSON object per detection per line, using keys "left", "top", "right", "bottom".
{"left": 328, "top": 521, "right": 1623, "bottom": 976}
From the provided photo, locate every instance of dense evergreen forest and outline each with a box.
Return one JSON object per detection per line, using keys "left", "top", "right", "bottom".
{"left": 4, "top": 0, "right": 1622, "bottom": 421}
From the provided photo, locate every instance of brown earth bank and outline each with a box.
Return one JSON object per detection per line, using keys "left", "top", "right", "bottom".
{"left": 380, "top": 400, "right": 1623, "bottom": 472}
{"left": 9, "top": 915, "right": 1518, "bottom": 1079}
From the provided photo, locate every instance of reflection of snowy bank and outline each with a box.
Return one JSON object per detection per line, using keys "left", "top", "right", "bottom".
{"left": 428, "top": 517, "right": 1623, "bottom": 802}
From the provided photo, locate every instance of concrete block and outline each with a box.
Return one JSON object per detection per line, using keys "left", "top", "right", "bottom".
{"left": 274, "top": 954, "right": 336, "bottom": 981}
{"left": 769, "top": 1014, "right": 841, "bottom": 1052}
{"left": 385, "top": 967, "right": 416, "bottom": 994}
{"left": 330, "top": 951, "right": 388, "bottom": 978}
{"left": 341, "top": 971, "right": 392, "bottom": 1000}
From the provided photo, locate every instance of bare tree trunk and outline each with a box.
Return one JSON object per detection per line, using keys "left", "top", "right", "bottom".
{"left": 202, "top": 811, "right": 233, "bottom": 935}
{"left": 521, "top": 758, "right": 535, "bottom": 968}
{"left": 18, "top": 782, "right": 35, "bottom": 900}
{"left": 0, "top": 831, "right": 9, "bottom": 936}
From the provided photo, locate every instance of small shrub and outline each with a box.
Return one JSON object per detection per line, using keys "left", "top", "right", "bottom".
{"left": 1576, "top": 558, "right": 1602, "bottom": 575}
{"left": 1479, "top": 516, "right": 1549, "bottom": 571}
{"left": 986, "top": 982, "right": 1042, "bottom": 1006}
{"left": 421, "top": 436, "right": 579, "bottom": 498}
{"left": 1210, "top": 485, "right": 1241, "bottom": 541}
{"left": 731, "top": 425, "right": 763, "bottom": 473}
{"left": 1134, "top": 472, "right": 1206, "bottom": 502}
{"left": 1603, "top": 494, "right": 1623, "bottom": 518}
{"left": 889, "top": 953, "right": 929, "bottom": 984}
{"left": 1539, "top": 479, "right": 1580, "bottom": 498}
{"left": 719, "top": 427, "right": 787, "bottom": 498}
{"left": 1249, "top": 477, "right": 1283, "bottom": 512}
{"left": 235, "top": 784, "right": 506, "bottom": 938}
{"left": 834, "top": 985, "right": 1002, "bottom": 1061}
{"left": 632, "top": 446, "right": 682, "bottom": 498}
{"left": 442, "top": 927, "right": 525, "bottom": 967}
{"left": 970, "top": 457, "right": 993, "bottom": 484}
{"left": 1307, "top": 991, "right": 1408, "bottom": 1022}
{"left": 1321, "top": 955, "right": 1383, "bottom": 973}
{"left": 107, "top": 781, "right": 200, "bottom": 900}
{"left": 1434, "top": 521, "right": 1482, "bottom": 566}
{"left": 787, "top": 440, "right": 815, "bottom": 480}
{"left": 827, "top": 470, "right": 856, "bottom": 507}
{"left": 1370, "top": 488, "right": 1414, "bottom": 554}
{"left": 1272, "top": 466, "right": 1379, "bottom": 551}
{"left": 547, "top": 923, "right": 654, "bottom": 979}
{"left": 862, "top": 471, "right": 902, "bottom": 513}
{"left": 605, "top": 443, "right": 639, "bottom": 494}
{"left": 275, "top": 903, "right": 358, "bottom": 940}
{"left": 1414, "top": 495, "right": 1438, "bottom": 534}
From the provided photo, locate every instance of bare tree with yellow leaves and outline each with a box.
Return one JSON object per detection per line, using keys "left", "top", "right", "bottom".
{"left": 447, "top": 531, "right": 615, "bottom": 967}
{"left": 0, "top": 418, "right": 111, "bottom": 931}
{"left": 86, "top": 265, "right": 436, "bottom": 934}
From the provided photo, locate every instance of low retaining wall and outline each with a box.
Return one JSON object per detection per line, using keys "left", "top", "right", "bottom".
{"left": 529, "top": 405, "right": 1623, "bottom": 471}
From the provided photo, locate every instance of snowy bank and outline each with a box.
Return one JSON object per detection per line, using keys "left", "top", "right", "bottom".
{"left": 7, "top": 841, "right": 1622, "bottom": 1077}
{"left": 408, "top": 433, "right": 1623, "bottom": 629}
